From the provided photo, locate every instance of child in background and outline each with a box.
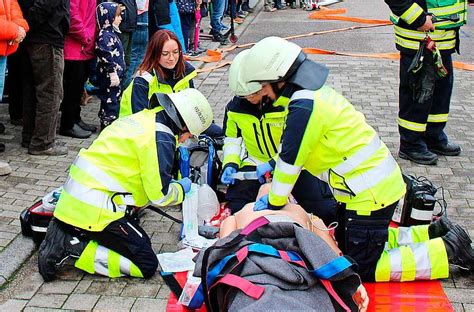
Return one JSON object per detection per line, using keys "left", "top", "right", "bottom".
{"left": 95, "top": 2, "right": 126, "bottom": 129}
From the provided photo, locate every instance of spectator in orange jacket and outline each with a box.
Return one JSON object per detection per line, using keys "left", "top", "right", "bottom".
{"left": 0, "top": 0, "right": 28, "bottom": 175}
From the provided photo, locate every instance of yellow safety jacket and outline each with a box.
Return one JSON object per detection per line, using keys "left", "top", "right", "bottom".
{"left": 386, "top": 0, "right": 467, "bottom": 53}
{"left": 54, "top": 107, "right": 185, "bottom": 231}
{"left": 120, "top": 62, "right": 197, "bottom": 117}
{"left": 268, "top": 87, "right": 406, "bottom": 215}
{"left": 223, "top": 97, "right": 287, "bottom": 169}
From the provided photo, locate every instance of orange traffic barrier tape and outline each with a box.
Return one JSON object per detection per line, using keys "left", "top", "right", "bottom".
{"left": 193, "top": 47, "right": 473, "bottom": 74}
{"left": 453, "top": 61, "right": 474, "bottom": 71}
{"left": 303, "top": 48, "right": 400, "bottom": 59}
{"left": 186, "top": 8, "right": 473, "bottom": 73}
{"left": 302, "top": 48, "right": 473, "bottom": 71}
{"left": 189, "top": 23, "right": 392, "bottom": 65}
{"left": 309, "top": 7, "right": 392, "bottom": 25}
{"left": 196, "top": 60, "right": 232, "bottom": 73}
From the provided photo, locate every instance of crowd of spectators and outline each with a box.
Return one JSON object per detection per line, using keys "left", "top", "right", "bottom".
{"left": 0, "top": 0, "right": 259, "bottom": 175}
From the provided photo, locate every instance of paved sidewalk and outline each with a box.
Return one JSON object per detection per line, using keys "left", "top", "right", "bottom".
{"left": 1, "top": 1, "right": 473, "bottom": 311}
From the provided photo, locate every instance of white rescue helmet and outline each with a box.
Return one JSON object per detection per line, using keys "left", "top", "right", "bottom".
{"left": 240, "top": 36, "right": 302, "bottom": 84}
{"left": 153, "top": 89, "right": 213, "bottom": 136}
{"left": 228, "top": 50, "right": 262, "bottom": 96}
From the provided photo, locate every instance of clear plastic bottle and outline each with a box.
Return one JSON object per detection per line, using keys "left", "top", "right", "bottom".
{"left": 197, "top": 184, "right": 219, "bottom": 224}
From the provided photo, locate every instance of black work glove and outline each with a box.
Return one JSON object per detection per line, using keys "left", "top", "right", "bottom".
{"left": 408, "top": 46, "right": 438, "bottom": 104}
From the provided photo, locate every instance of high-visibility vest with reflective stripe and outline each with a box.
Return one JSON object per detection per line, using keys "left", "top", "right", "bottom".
{"left": 54, "top": 107, "right": 185, "bottom": 231}
{"left": 120, "top": 68, "right": 197, "bottom": 117}
{"left": 389, "top": 0, "right": 466, "bottom": 52}
{"left": 269, "top": 87, "right": 406, "bottom": 214}
{"left": 223, "top": 100, "right": 286, "bottom": 169}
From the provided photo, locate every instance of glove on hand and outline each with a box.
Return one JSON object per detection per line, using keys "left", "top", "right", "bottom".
{"left": 109, "top": 71, "right": 120, "bottom": 87}
{"left": 221, "top": 167, "right": 237, "bottom": 185}
{"left": 408, "top": 41, "right": 438, "bottom": 104}
{"left": 253, "top": 194, "right": 269, "bottom": 211}
{"left": 177, "top": 177, "right": 192, "bottom": 193}
{"left": 256, "top": 162, "right": 273, "bottom": 184}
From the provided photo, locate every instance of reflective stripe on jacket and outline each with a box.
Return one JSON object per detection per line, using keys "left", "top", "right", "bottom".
{"left": 54, "top": 107, "right": 185, "bottom": 231}
{"left": 385, "top": 0, "right": 467, "bottom": 53}
{"left": 119, "top": 62, "right": 196, "bottom": 117}
{"left": 268, "top": 87, "right": 406, "bottom": 215}
{"left": 222, "top": 97, "right": 286, "bottom": 170}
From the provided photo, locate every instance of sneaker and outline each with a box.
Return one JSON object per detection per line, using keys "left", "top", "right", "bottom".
{"left": 264, "top": 5, "right": 276, "bottom": 12}
{"left": 59, "top": 124, "right": 92, "bottom": 139}
{"left": 0, "top": 161, "right": 11, "bottom": 176}
{"left": 77, "top": 120, "right": 98, "bottom": 133}
{"left": 442, "top": 225, "right": 474, "bottom": 271}
{"left": 237, "top": 10, "right": 246, "bottom": 18}
{"left": 399, "top": 149, "right": 438, "bottom": 165}
{"left": 38, "top": 219, "right": 88, "bottom": 282}
{"left": 28, "top": 145, "right": 68, "bottom": 156}
{"left": 194, "top": 45, "right": 206, "bottom": 54}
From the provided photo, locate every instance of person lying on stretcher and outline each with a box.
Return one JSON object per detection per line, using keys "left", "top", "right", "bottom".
{"left": 220, "top": 183, "right": 369, "bottom": 312}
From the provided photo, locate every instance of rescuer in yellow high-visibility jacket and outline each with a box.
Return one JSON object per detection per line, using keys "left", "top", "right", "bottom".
{"left": 221, "top": 50, "right": 337, "bottom": 224}
{"left": 232, "top": 37, "right": 473, "bottom": 281}
{"left": 38, "top": 89, "right": 214, "bottom": 281}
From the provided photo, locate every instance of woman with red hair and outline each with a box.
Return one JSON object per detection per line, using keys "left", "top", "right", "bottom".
{"left": 120, "top": 29, "right": 222, "bottom": 136}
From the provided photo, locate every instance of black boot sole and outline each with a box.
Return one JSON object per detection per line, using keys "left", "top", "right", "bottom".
{"left": 428, "top": 147, "right": 461, "bottom": 156}
{"left": 38, "top": 220, "right": 65, "bottom": 282}
{"left": 399, "top": 151, "right": 438, "bottom": 165}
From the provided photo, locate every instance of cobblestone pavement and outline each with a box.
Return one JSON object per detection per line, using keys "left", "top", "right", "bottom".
{"left": 1, "top": 1, "right": 473, "bottom": 311}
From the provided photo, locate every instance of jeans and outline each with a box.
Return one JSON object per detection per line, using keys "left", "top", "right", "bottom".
{"left": 124, "top": 12, "right": 148, "bottom": 88}
{"left": 0, "top": 56, "right": 6, "bottom": 98}
{"left": 22, "top": 43, "right": 64, "bottom": 151}
{"left": 210, "top": 0, "right": 226, "bottom": 32}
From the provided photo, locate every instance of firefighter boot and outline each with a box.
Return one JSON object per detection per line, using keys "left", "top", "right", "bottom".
{"left": 428, "top": 216, "right": 455, "bottom": 238}
{"left": 38, "top": 219, "right": 88, "bottom": 282}
{"left": 442, "top": 225, "right": 474, "bottom": 272}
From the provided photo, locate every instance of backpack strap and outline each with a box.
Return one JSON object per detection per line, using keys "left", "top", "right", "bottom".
{"left": 311, "top": 255, "right": 354, "bottom": 279}
{"left": 214, "top": 274, "right": 265, "bottom": 300}
{"left": 187, "top": 242, "right": 308, "bottom": 310}
{"left": 320, "top": 279, "right": 351, "bottom": 312}
{"left": 200, "top": 216, "right": 270, "bottom": 310}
